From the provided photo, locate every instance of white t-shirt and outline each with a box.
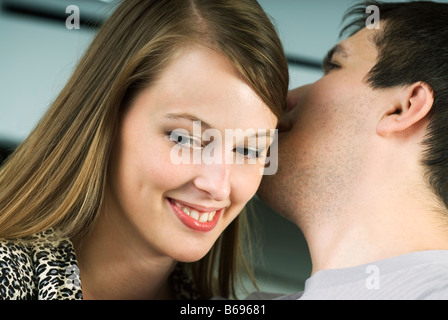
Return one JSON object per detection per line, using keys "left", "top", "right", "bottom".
{"left": 278, "top": 250, "right": 448, "bottom": 300}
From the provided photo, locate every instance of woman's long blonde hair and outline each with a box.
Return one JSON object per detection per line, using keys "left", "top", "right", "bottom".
{"left": 0, "top": 0, "right": 288, "bottom": 298}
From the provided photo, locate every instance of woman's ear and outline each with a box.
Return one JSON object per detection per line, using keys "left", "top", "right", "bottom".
{"left": 377, "top": 82, "right": 434, "bottom": 136}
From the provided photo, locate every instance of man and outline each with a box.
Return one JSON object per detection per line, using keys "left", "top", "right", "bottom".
{"left": 258, "top": 0, "right": 448, "bottom": 299}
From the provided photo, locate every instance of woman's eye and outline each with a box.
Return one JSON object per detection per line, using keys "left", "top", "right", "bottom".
{"left": 233, "top": 147, "right": 262, "bottom": 159}
{"left": 168, "top": 131, "right": 202, "bottom": 149}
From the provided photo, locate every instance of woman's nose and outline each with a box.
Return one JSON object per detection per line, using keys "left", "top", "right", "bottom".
{"left": 193, "top": 162, "right": 231, "bottom": 202}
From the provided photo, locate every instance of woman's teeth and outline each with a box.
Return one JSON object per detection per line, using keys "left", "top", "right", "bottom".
{"left": 172, "top": 200, "right": 217, "bottom": 222}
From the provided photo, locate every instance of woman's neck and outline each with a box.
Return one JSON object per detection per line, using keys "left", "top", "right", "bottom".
{"left": 73, "top": 210, "right": 177, "bottom": 300}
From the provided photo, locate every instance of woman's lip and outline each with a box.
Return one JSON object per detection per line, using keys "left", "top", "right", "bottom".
{"left": 167, "top": 198, "right": 223, "bottom": 233}
{"left": 169, "top": 198, "right": 224, "bottom": 213}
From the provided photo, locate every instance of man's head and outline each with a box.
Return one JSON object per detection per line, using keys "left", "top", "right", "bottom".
{"left": 258, "top": 1, "right": 448, "bottom": 228}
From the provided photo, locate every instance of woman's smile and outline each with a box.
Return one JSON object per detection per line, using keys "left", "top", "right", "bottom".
{"left": 167, "top": 197, "right": 225, "bottom": 232}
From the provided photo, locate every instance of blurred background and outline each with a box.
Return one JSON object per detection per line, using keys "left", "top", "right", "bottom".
{"left": 1, "top": 0, "right": 442, "bottom": 297}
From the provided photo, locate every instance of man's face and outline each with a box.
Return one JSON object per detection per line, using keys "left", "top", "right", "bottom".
{"left": 258, "top": 28, "right": 390, "bottom": 224}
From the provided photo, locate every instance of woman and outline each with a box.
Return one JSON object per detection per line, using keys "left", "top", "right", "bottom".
{"left": 0, "top": 0, "right": 288, "bottom": 299}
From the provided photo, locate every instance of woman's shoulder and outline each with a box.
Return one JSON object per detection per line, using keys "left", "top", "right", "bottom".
{"left": 0, "top": 229, "right": 82, "bottom": 300}
{"left": 0, "top": 236, "right": 35, "bottom": 299}
{"left": 172, "top": 263, "right": 202, "bottom": 300}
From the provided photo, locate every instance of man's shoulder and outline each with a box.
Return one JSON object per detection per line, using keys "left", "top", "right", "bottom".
{"left": 408, "top": 257, "right": 448, "bottom": 299}
{"left": 351, "top": 250, "right": 448, "bottom": 299}
{"left": 297, "top": 250, "right": 448, "bottom": 300}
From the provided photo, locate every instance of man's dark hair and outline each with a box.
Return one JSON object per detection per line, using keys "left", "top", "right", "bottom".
{"left": 342, "top": 1, "right": 448, "bottom": 211}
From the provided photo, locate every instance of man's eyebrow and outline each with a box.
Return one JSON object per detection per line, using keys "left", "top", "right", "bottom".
{"left": 322, "top": 44, "right": 350, "bottom": 66}
{"left": 164, "top": 112, "right": 212, "bottom": 130}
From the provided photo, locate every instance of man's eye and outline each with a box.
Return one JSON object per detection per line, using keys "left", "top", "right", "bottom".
{"left": 168, "top": 131, "right": 202, "bottom": 149}
{"left": 323, "top": 61, "right": 341, "bottom": 74}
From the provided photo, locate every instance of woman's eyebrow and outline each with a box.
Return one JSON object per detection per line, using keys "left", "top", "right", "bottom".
{"left": 164, "top": 112, "right": 213, "bottom": 130}
{"left": 164, "top": 112, "right": 274, "bottom": 138}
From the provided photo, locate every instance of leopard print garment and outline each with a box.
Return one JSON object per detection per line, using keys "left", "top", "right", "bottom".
{"left": 0, "top": 229, "right": 200, "bottom": 300}
{"left": 0, "top": 229, "right": 82, "bottom": 299}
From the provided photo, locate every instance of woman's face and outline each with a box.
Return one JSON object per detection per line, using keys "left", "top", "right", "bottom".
{"left": 106, "top": 45, "right": 277, "bottom": 262}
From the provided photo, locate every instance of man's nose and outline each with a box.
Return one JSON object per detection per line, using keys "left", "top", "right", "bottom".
{"left": 193, "top": 162, "right": 231, "bottom": 202}
{"left": 278, "top": 84, "right": 312, "bottom": 133}
{"left": 286, "top": 84, "right": 311, "bottom": 112}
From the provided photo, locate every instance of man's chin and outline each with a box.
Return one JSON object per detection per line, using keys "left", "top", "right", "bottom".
{"left": 257, "top": 173, "right": 298, "bottom": 223}
{"left": 256, "top": 175, "right": 279, "bottom": 210}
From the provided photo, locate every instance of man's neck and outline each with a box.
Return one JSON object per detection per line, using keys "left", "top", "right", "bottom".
{"left": 300, "top": 184, "right": 448, "bottom": 275}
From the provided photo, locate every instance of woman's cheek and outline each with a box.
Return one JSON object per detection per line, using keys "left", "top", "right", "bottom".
{"left": 231, "top": 166, "right": 263, "bottom": 205}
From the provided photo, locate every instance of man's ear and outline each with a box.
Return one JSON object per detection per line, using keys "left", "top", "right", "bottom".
{"left": 377, "top": 82, "right": 434, "bottom": 136}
